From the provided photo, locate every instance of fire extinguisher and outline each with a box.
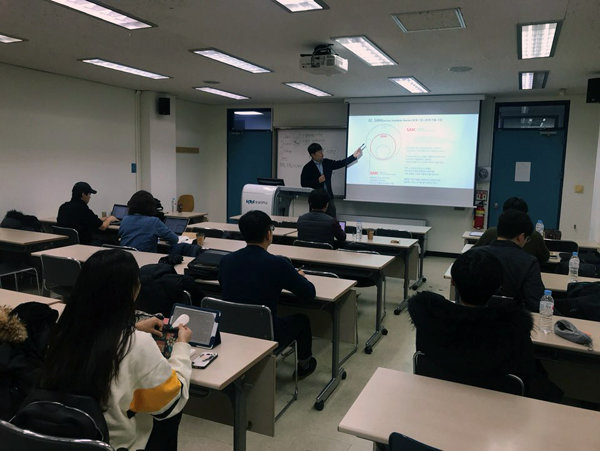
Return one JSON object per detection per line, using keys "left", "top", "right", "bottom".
{"left": 473, "top": 202, "right": 485, "bottom": 229}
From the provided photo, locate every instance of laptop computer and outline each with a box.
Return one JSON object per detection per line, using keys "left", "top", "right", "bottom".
{"left": 110, "top": 204, "right": 129, "bottom": 225}
{"left": 338, "top": 220, "right": 346, "bottom": 232}
{"left": 164, "top": 217, "right": 190, "bottom": 235}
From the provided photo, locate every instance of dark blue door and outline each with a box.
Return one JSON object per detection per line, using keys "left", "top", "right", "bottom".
{"left": 227, "top": 130, "right": 272, "bottom": 221}
{"left": 488, "top": 128, "right": 567, "bottom": 229}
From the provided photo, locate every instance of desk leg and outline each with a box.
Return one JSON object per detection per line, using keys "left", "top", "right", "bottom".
{"left": 223, "top": 377, "right": 247, "bottom": 451}
{"left": 314, "top": 295, "right": 347, "bottom": 410}
{"left": 365, "top": 273, "right": 387, "bottom": 354}
{"left": 410, "top": 235, "right": 427, "bottom": 290}
{"left": 394, "top": 249, "right": 411, "bottom": 315}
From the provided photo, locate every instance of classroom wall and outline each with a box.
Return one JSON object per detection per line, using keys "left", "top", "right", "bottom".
{"left": 0, "top": 62, "right": 137, "bottom": 219}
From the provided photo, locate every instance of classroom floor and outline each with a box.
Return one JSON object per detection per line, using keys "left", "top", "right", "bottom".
{"left": 178, "top": 255, "right": 454, "bottom": 451}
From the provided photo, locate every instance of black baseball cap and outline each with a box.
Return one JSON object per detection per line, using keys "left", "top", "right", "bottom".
{"left": 72, "top": 181, "right": 97, "bottom": 197}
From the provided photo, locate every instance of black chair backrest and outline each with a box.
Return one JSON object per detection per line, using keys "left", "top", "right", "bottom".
{"left": 545, "top": 239, "right": 578, "bottom": 253}
{"left": 544, "top": 229, "right": 562, "bottom": 240}
{"left": 376, "top": 228, "right": 412, "bottom": 239}
{"left": 51, "top": 226, "right": 80, "bottom": 245}
{"left": 413, "top": 351, "right": 524, "bottom": 396}
{"left": 279, "top": 221, "right": 297, "bottom": 228}
{"left": 389, "top": 432, "right": 441, "bottom": 451}
{"left": 201, "top": 228, "right": 225, "bottom": 238}
{"left": 0, "top": 420, "right": 113, "bottom": 451}
{"left": 200, "top": 297, "right": 274, "bottom": 341}
{"left": 293, "top": 239, "right": 333, "bottom": 250}
{"left": 41, "top": 255, "right": 81, "bottom": 289}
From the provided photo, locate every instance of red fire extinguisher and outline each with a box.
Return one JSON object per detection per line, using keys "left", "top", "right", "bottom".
{"left": 473, "top": 202, "right": 485, "bottom": 229}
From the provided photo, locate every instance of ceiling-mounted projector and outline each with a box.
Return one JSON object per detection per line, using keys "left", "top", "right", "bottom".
{"left": 300, "top": 44, "right": 348, "bottom": 75}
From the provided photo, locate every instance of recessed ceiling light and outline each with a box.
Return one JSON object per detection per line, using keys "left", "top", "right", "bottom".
{"left": 48, "top": 0, "right": 153, "bottom": 30}
{"left": 0, "top": 33, "right": 25, "bottom": 44}
{"left": 81, "top": 58, "right": 169, "bottom": 79}
{"left": 392, "top": 8, "right": 466, "bottom": 32}
{"left": 192, "top": 49, "right": 271, "bottom": 74}
{"left": 518, "top": 21, "right": 561, "bottom": 59}
{"left": 284, "top": 82, "right": 332, "bottom": 97}
{"left": 519, "top": 71, "right": 549, "bottom": 90}
{"left": 234, "top": 111, "right": 263, "bottom": 115}
{"left": 389, "top": 77, "right": 430, "bottom": 94}
{"left": 449, "top": 66, "right": 472, "bottom": 72}
{"left": 333, "top": 36, "right": 396, "bottom": 66}
{"left": 194, "top": 87, "right": 249, "bottom": 100}
{"left": 272, "top": 0, "right": 328, "bottom": 12}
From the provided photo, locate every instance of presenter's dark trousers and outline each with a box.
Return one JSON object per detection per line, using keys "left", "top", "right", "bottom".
{"left": 275, "top": 313, "right": 313, "bottom": 360}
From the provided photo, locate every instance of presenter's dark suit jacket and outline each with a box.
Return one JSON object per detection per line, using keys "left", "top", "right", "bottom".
{"left": 300, "top": 155, "right": 357, "bottom": 198}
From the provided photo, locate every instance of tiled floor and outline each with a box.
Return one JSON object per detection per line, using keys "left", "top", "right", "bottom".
{"left": 178, "top": 255, "right": 454, "bottom": 451}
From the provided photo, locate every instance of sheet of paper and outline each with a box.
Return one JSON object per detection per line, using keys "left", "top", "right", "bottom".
{"left": 515, "top": 162, "right": 531, "bottom": 182}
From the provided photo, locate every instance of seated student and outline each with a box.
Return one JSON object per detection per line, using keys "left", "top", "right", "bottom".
{"left": 478, "top": 209, "right": 545, "bottom": 312}
{"left": 297, "top": 189, "right": 346, "bottom": 248}
{"left": 474, "top": 197, "right": 550, "bottom": 265}
{"left": 119, "top": 190, "right": 179, "bottom": 252}
{"left": 408, "top": 249, "right": 537, "bottom": 393}
{"left": 40, "top": 249, "right": 193, "bottom": 451}
{"left": 57, "top": 182, "right": 117, "bottom": 244}
{"left": 218, "top": 210, "right": 318, "bottom": 378}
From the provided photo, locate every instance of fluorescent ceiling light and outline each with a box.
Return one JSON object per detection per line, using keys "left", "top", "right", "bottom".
{"left": 194, "top": 87, "right": 249, "bottom": 100}
{"left": 518, "top": 22, "right": 560, "bottom": 59}
{"left": 48, "top": 0, "right": 152, "bottom": 29}
{"left": 192, "top": 49, "right": 271, "bottom": 73}
{"left": 0, "top": 33, "right": 24, "bottom": 44}
{"left": 284, "top": 82, "right": 332, "bottom": 97}
{"left": 272, "top": 0, "right": 328, "bottom": 12}
{"left": 333, "top": 36, "right": 396, "bottom": 66}
{"left": 234, "top": 111, "right": 263, "bottom": 115}
{"left": 519, "top": 71, "right": 549, "bottom": 90}
{"left": 389, "top": 77, "right": 430, "bottom": 93}
{"left": 81, "top": 59, "right": 169, "bottom": 79}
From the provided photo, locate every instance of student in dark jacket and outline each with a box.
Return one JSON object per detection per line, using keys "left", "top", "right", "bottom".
{"left": 409, "top": 249, "right": 536, "bottom": 384}
{"left": 300, "top": 142, "right": 363, "bottom": 218}
{"left": 297, "top": 189, "right": 346, "bottom": 248}
{"left": 218, "top": 210, "right": 318, "bottom": 378}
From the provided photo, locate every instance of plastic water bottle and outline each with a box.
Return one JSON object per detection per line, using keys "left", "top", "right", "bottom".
{"left": 171, "top": 197, "right": 176, "bottom": 213}
{"left": 568, "top": 252, "right": 580, "bottom": 283}
{"left": 535, "top": 219, "right": 544, "bottom": 236}
{"left": 539, "top": 289, "right": 554, "bottom": 334}
{"left": 356, "top": 221, "right": 363, "bottom": 241}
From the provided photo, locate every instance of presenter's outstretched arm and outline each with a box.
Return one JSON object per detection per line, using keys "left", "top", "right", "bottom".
{"left": 353, "top": 143, "right": 365, "bottom": 159}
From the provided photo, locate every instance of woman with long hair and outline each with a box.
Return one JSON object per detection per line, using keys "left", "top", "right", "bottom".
{"left": 41, "top": 249, "right": 192, "bottom": 450}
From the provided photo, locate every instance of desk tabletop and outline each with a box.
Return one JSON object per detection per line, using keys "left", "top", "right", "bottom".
{"left": 339, "top": 367, "right": 600, "bottom": 449}
{"left": 345, "top": 221, "right": 431, "bottom": 235}
{"left": 203, "top": 238, "right": 394, "bottom": 270}
{"left": 0, "top": 288, "right": 63, "bottom": 307}
{"left": 32, "top": 245, "right": 194, "bottom": 274}
{"left": 531, "top": 313, "right": 600, "bottom": 355}
{"left": 0, "top": 228, "right": 68, "bottom": 246}
{"left": 286, "top": 231, "right": 418, "bottom": 249}
{"left": 192, "top": 221, "right": 296, "bottom": 237}
{"left": 462, "top": 230, "right": 484, "bottom": 241}
{"left": 230, "top": 214, "right": 298, "bottom": 223}
{"left": 190, "top": 332, "right": 276, "bottom": 390}
{"left": 541, "top": 272, "right": 598, "bottom": 293}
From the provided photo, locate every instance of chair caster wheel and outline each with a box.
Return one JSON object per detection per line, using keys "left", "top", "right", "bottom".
{"left": 314, "top": 400, "right": 324, "bottom": 411}
{"left": 365, "top": 346, "right": 373, "bottom": 354}
{"left": 394, "top": 307, "right": 402, "bottom": 315}
{"left": 342, "top": 371, "right": 347, "bottom": 380}
{"left": 382, "top": 328, "right": 388, "bottom": 335}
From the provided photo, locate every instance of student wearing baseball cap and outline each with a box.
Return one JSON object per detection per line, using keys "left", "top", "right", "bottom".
{"left": 57, "top": 182, "right": 117, "bottom": 244}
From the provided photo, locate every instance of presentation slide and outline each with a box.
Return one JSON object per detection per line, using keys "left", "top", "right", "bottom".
{"left": 346, "top": 100, "right": 480, "bottom": 207}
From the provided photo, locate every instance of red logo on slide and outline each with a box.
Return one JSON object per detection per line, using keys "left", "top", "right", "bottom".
{"left": 370, "top": 171, "right": 378, "bottom": 175}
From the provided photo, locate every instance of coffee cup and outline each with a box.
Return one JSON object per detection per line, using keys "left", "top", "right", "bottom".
{"left": 196, "top": 232, "right": 205, "bottom": 247}
{"left": 367, "top": 229, "right": 375, "bottom": 240}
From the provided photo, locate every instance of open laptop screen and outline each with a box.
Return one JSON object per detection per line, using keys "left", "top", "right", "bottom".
{"left": 338, "top": 220, "right": 346, "bottom": 232}
{"left": 164, "top": 217, "right": 189, "bottom": 235}
{"left": 111, "top": 204, "right": 129, "bottom": 220}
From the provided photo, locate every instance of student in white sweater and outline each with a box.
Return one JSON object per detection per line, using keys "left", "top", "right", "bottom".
{"left": 41, "top": 249, "right": 193, "bottom": 450}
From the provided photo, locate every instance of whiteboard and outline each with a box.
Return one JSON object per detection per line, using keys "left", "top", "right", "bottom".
{"left": 276, "top": 128, "right": 348, "bottom": 197}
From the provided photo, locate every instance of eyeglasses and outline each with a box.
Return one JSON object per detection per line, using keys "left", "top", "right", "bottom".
{"left": 269, "top": 224, "right": 275, "bottom": 231}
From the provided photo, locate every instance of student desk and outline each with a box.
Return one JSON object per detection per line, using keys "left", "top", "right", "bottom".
{"left": 541, "top": 272, "right": 598, "bottom": 293}
{"left": 189, "top": 221, "right": 296, "bottom": 239}
{"left": 230, "top": 214, "right": 298, "bottom": 224}
{"left": 463, "top": 230, "right": 600, "bottom": 251}
{"left": 0, "top": 229, "right": 68, "bottom": 253}
{"left": 185, "top": 332, "right": 277, "bottom": 451}
{"left": 203, "top": 237, "right": 394, "bottom": 354}
{"left": 338, "top": 367, "right": 600, "bottom": 450}
{"left": 462, "top": 230, "right": 483, "bottom": 244}
{"left": 0, "top": 288, "right": 65, "bottom": 317}
{"left": 164, "top": 211, "right": 207, "bottom": 224}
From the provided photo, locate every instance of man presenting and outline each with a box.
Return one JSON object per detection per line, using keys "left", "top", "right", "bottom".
{"left": 301, "top": 142, "right": 363, "bottom": 218}
{"left": 57, "top": 181, "right": 117, "bottom": 244}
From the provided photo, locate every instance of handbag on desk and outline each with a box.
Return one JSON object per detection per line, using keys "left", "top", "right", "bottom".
{"left": 185, "top": 249, "right": 231, "bottom": 280}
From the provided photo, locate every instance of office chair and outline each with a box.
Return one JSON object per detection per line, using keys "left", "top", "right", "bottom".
{"left": 545, "top": 239, "right": 578, "bottom": 254}
{"left": 544, "top": 229, "right": 562, "bottom": 240}
{"left": 41, "top": 254, "right": 81, "bottom": 301}
{"left": 0, "top": 420, "right": 113, "bottom": 451}
{"left": 51, "top": 226, "right": 80, "bottom": 245}
{"left": 0, "top": 261, "right": 40, "bottom": 294}
{"left": 376, "top": 228, "right": 412, "bottom": 239}
{"left": 176, "top": 194, "right": 194, "bottom": 212}
{"left": 293, "top": 239, "right": 334, "bottom": 250}
{"left": 388, "top": 432, "right": 441, "bottom": 451}
{"left": 200, "top": 297, "right": 298, "bottom": 420}
{"left": 412, "top": 351, "right": 524, "bottom": 396}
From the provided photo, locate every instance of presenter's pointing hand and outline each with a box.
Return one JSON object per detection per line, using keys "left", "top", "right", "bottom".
{"left": 353, "top": 144, "right": 365, "bottom": 159}
{"left": 318, "top": 174, "right": 326, "bottom": 183}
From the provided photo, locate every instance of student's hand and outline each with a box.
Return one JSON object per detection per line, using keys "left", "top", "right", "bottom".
{"left": 136, "top": 317, "right": 163, "bottom": 337}
{"left": 106, "top": 215, "right": 118, "bottom": 223}
{"left": 176, "top": 324, "right": 193, "bottom": 343}
{"left": 318, "top": 174, "right": 326, "bottom": 183}
{"left": 298, "top": 269, "right": 307, "bottom": 277}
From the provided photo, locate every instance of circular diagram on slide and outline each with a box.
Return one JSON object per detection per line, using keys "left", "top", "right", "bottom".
{"left": 366, "top": 124, "right": 402, "bottom": 160}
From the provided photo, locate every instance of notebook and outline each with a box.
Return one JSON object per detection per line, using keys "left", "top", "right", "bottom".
{"left": 164, "top": 217, "right": 190, "bottom": 235}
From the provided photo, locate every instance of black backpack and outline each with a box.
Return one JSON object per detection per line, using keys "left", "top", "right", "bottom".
{"left": 185, "top": 249, "right": 231, "bottom": 280}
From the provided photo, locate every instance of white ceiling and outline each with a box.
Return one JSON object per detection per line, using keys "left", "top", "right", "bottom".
{"left": 1, "top": 0, "right": 598, "bottom": 105}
